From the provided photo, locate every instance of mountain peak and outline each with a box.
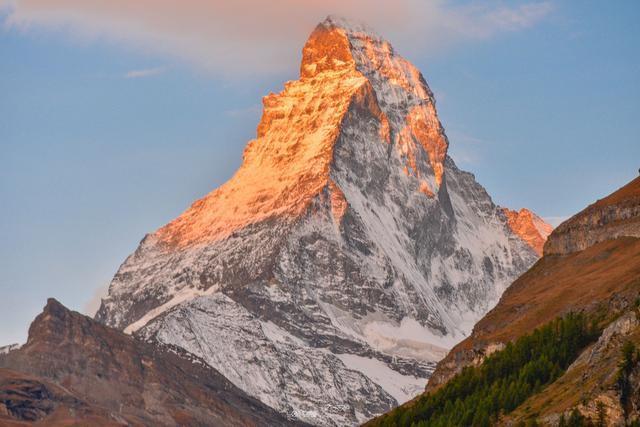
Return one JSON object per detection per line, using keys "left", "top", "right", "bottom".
{"left": 300, "top": 18, "right": 356, "bottom": 78}
{"left": 152, "top": 18, "right": 449, "bottom": 248}
{"left": 97, "top": 19, "right": 538, "bottom": 424}
{"left": 25, "top": 298, "right": 80, "bottom": 349}
{"left": 43, "top": 297, "right": 64, "bottom": 313}
{"left": 300, "top": 15, "right": 382, "bottom": 78}
{"left": 321, "top": 15, "right": 379, "bottom": 35}
{"left": 502, "top": 207, "right": 553, "bottom": 256}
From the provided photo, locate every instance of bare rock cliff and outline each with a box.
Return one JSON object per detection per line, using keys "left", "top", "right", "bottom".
{"left": 544, "top": 176, "right": 640, "bottom": 255}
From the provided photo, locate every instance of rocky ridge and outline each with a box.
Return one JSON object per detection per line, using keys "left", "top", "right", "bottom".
{"left": 0, "top": 299, "right": 301, "bottom": 427}
{"left": 544, "top": 176, "right": 640, "bottom": 255}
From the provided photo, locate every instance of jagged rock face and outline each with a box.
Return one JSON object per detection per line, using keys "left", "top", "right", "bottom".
{"left": 544, "top": 176, "right": 640, "bottom": 255}
{"left": 502, "top": 208, "right": 553, "bottom": 256}
{"left": 96, "top": 16, "right": 537, "bottom": 426}
{"left": 0, "top": 299, "right": 301, "bottom": 427}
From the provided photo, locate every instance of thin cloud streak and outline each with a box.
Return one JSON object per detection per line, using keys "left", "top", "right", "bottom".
{"left": 124, "top": 66, "right": 165, "bottom": 79}
{"left": 0, "top": 0, "right": 553, "bottom": 76}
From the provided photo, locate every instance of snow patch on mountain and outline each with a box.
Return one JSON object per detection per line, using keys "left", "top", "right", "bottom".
{"left": 124, "top": 284, "right": 219, "bottom": 334}
{"left": 138, "top": 293, "right": 399, "bottom": 426}
{"left": 336, "top": 353, "right": 425, "bottom": 404}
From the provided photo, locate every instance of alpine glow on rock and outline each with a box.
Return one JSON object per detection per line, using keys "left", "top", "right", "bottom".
{"left": 95, "top": 17, "right": 545, "bottom": 426}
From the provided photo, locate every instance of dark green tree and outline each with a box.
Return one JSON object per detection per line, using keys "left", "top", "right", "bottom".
{"left": 616, "top": 341, "right": 637, "bottom": 422}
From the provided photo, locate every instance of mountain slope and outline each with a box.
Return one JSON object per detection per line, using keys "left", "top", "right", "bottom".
{"left": 426, "top": 236, "right": 640, "bottom": 392}
{"left": 503, "top": 310, "right": 640, "bottom": 425}
{"left": 0, "top": 299, "right": 302, "bottom": 427}
{"left": 366, "top": 310, "right": 603, "bottom": 426}
{"left": 369, "top": 176, "right": 640, "bottom": 425}
{"left": 428, "top": 175, "right": 640, "bottom": 392}
{"left": 95, "top": 16, "right": 538, "bottom": 426}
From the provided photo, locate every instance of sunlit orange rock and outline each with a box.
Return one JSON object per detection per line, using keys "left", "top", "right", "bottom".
{"left": 502, "top": 208, "right": 553, "bottom": 256}
{"left": 419, "top": 179, "right": 435, "bottom": 197}
{"left": 157, "top": 17, "right": 448, "bottom": 248}
{"left": 329, "top": 179, "right": 348, "bottom": 224}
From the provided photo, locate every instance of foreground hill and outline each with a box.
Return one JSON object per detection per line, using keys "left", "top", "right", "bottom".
{"left": 0, "top": 299, "right": 302, "bottom": 427}
{"left": 368, "top": 175, "right": 640, "bottom": 425}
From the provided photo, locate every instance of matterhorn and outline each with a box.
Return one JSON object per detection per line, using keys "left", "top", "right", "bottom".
{"left": 96, "top": 16, "right": 545, "bottom": 426}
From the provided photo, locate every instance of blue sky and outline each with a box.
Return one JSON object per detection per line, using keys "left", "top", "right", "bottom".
{"left": 1, "top": 0, "right": 639, "bottom": 345}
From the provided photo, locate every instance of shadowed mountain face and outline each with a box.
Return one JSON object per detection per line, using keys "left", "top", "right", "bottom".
{"left": 0, "top": 299, "right": 304, "bottom": 427}
{"left": 381, "top": 176, "right": 640, "bottom": 425}
{"left": 93, "top": 16, "right": 539, "bottom": 425}
{"left": 429, "top": 176, "right": 640, "bottom": 391}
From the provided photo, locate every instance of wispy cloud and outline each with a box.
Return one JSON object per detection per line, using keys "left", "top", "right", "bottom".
{"left": 0, "top": 0, "right": 553, "bottom": 76}
{"left": 124, "top": 66, "right": 165, "bottom": 79}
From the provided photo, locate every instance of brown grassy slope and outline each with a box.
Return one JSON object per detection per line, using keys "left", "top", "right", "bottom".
{"left": 427, "top": 236, "right": 640, "bottom": 391}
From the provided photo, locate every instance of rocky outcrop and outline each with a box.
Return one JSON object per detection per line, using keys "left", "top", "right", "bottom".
{"left": 95, "top": 16, "right": 538, "bottom": 426}
{"left": 544, "top": 176, "right": 640, "bottom": 255}
{"left": 0, "top": 299, "right": 303, "bottom": 427}
{"left": 502, "top": 207, "right": 553, "bottom": 256}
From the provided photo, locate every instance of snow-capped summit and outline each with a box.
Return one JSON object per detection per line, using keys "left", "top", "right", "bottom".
{"left": 96, "top": 17, "right": 539, "bottom": 426}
